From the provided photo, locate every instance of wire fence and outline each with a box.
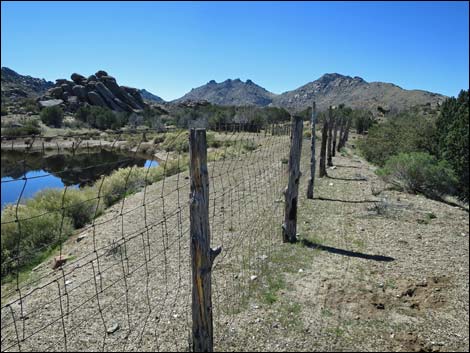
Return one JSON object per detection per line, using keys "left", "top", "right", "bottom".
{"left": 0, "top": 123, "right": 291, "bottom": 352}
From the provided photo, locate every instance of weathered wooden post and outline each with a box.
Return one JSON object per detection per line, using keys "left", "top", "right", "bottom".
{"left": 327, "top": 107, "right": 334, "bottom": 167}
{"left": 282, "top": 116, "right": 303, "bottom": 243}
{"left": 306, "top": 102, "right": 317, "bottom": 199}
{"left": 338, "top": 116, "right": 352, "bottom": 151}
{"left": 189, "top": 128, "right": 221, "bottom": 352}
{"left": 337, "top": 116, "right": 345, "bottom": 153}
{"left": 319, "top": 109, "right": 329, "bottom": 178}
{"left": 332, "top": 114, "right": 340, "bottom": 157}
{"left": 343, "top": 117, "right": 351, "bottom": 144}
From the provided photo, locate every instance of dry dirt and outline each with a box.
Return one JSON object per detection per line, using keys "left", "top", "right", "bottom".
{"left": 1, "top": 131, "right": 468, "bottom": 352}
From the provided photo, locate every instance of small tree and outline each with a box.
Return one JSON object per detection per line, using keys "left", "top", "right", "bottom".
{"left": 40, "top": 106, "right": 63, "bottom": 128}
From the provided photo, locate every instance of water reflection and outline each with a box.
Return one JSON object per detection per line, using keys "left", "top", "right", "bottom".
{"left": 1, "top": 149, "right": 159, "bottom": 209}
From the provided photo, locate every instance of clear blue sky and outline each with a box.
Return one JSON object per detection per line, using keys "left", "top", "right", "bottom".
{"left": 1, "top": 1, "right": 468, "bottom": 100}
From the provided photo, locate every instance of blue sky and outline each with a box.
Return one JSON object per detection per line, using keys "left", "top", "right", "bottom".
{"left": 1, "top": 1, "right": 468, "bottom": 100}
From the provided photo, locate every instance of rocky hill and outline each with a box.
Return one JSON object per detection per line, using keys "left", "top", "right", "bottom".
{"left": 173, "top": 79, "right": 276, "bottom": 106}
{"left": 174, "top": 73, "right": 447, "bottom": 114}
{"left": 1, "top": 67, "right": 53, "bottom": 101}
{"left": 139, "top": 89, "right": 165, "bottom": 103}
{"left": 272, "top": 73, "right": 447, "bottom": 113}
{"left": 38, "top": 70, "right": 147, "bottom": 112}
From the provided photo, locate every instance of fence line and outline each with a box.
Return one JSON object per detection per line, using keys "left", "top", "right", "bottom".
{"left": 1, "top": 123, "right": 292, "bottom": 352}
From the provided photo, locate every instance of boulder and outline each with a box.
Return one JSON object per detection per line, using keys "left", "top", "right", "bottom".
{"left": 101, "top": 78, "right": 141, "bottom": 109}
{"left": 72, "top": 85, "right": 87, "bottom": 100}
{"left": 55, "top": 79, "right": 70, "bottom": 85}
{"left": 86, "top": 81, "right": 97, "bottom": 91}
{"left": 95, "top": 70, "right": 108, "bottom": 78}
{"left": 87, "top": 74, "right": 97, "bottom": 82}
{"left": 61, "top": 83, "right": 73, "bottom": 94}
{"left": 122, "top": 86, "right": 145, "bottom": 108}
{"left": 67, "top": 96, "right": 80, "bottom": 111}
{"left": 87, "top": 91, "right": 107, "bottom": 108}
{"left": 95, "top": 82, "right": 124, "bottom": 111}
{"left": 49, "top": 87, "right": 63, "bottom": 99}
{"left": 71, "top": 73, "right": 86, "bottom": 85}
{"left": 113, "top": 97, "right": 132, "bottom": 112}
{"left": 39, "top": 99, "right": 63, "bottom": 108}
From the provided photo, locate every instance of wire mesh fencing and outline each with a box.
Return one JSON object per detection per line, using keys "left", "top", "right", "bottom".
{"left": 1, "top": 123, "right": 292, "bottom": 352}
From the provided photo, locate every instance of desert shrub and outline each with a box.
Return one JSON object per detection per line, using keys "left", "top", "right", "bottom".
{"left": 26, "top": 188, "right": 104, "bottom": 228}
{"left": 161, "top": 131, "right": 189, "bottom": 152}
{"left": 2, "top": 119, "right": 41, "bottom": 137}
{"left": 1, "top": 204, "right": 74, "bottom": 277}
{"left": 40, "top": 106, "right": 64, "bottom": 128}
{"left": 377, "top": 152, "right": 457, "bottom": 200}
{"left": 23, "top": 98, "right": 39, "bottom": 114}
{"left": 153, "top": 134, "right": 166, "bottom": 144}
{"left": 97, "top": 167, "right": 149, "bottom": 207}
{"left": 75, "top": 106, "right": 127, "bottom": 130}
{"left": 358, "top": 111, "right": 437, "bottom": 166}
{"left": 241, "top": 140, "right": 257, "bottom": 151}
{"left": 352, "top": 109, "right": 376, "bottom": 134}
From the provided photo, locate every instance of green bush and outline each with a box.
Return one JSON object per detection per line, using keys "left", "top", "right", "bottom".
{"left": 161, "top": 131, "right": 189, "bottom": 152}
{"left": 436, "top": 90, "right": 469, "bottom": 202}
{"left": 40, "top": 106, "right": 64, "bottom": 128}
{"left": 352, "top": 109, "right": 376, "bottom": 134}
{"left": 23, "top": 98, "right": 39, "bottom": 114}
{"left": 75, "top": 106, "right": 128, "bottom": 130}
{"left": 358, "top": 111, "right": 437, "bottom": 166}
{"left": 2, "top": 119, "right": 41, "bottom": 137}
{"left": 377, "top": 152, "right": 457, "bottom": 200}
{"left": 1, "top": 204, "right": 74, "bottom": 277}
{"left": 26, "top": 188, "right": 104, "bottom": 228}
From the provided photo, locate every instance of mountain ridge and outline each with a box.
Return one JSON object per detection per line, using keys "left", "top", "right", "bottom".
{"left": 1, "top": 67, "right": 447, "bottom": 114}
{"left": 175, "top": 73, "right": 446, "bottom": 113}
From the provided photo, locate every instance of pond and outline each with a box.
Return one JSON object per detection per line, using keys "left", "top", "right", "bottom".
{"left": 1, "top": 149, "right": 159, "bottom": 209}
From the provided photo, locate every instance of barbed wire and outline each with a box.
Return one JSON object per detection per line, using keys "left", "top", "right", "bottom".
{"left": 1, "top": 123, "right": 291, "bottom": 352}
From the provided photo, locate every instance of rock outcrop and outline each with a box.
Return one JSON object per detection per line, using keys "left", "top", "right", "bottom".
{"left": 38, "top": 71, "right": 147, "bottom": 113}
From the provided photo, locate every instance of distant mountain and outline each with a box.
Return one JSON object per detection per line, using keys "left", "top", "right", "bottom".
{"left": 139, "top": 89, "right": 165, "bottom": 103}
{"left": 173, "top": 79, "right": 276, "bottom": 106}
{"left": 272, "top": 73, "right": 447, "bottom": 113}
{"left": 174, "top": 73, "right": 446, "bottom": 114}
{"left": 1, "top": 67, "right": 53, "bottom": 101}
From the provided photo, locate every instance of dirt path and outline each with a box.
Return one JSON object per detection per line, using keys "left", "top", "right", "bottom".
{"left": 223, "top": 136, "right": 469, "bottom": 352}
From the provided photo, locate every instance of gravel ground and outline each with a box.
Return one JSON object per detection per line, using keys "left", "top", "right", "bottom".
{"left": 1, "top": 131, "right": 468, "bottom": 352}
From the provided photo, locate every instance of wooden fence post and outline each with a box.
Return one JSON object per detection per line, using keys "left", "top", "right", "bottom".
{"left": 337, "top": 116, "right": 345, "bottom": 152}
{"left": 319, "top": 109, "right": 329, "bottom": 178}
{"left": 332, "top": 114, "right": 340, "bottom": 157}
{"left": 282, "top": 116, "right": 303, "bottom": 243}
{"left": 327, "top": 107, "right": 334, "bottom": 167}
{"left": 189, "top": 128, "right": 221, "bottom": 352}
{"left": 306, "top": 102, "right": 317, "bottom": 199}
{"left": 338, "top": 116, "right": 352, "bottom": 151}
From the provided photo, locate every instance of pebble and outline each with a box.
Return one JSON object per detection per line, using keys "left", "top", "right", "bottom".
{"left": 298, "top": 269, "right": 304, "bottom": 273}
{"left": 76, "top": 234, "right": 87, "bottom": 242}
{"left": 250, "top": 275, "right": 258, "bottom": 281}
{"left": 106, "top": 322, "right": 120, "bottom": 334}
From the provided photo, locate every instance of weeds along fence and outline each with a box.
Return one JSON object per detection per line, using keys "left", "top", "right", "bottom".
{"left": 0, "top": 122, "right": 294, "bottom": 352}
